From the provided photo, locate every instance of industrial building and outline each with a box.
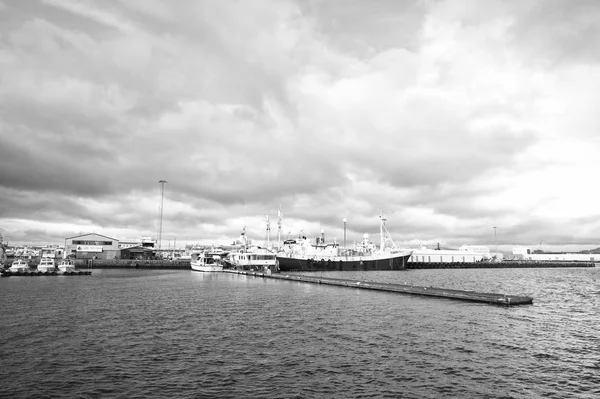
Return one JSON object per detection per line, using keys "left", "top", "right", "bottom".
{"left": 512, "top": 247, "right": 600, "bottom": 262}
{"left": 119, "top": 245, "right": 154, "bottom": 260}
{"left": 64, "top": 233, "right": 120, "bottom": 260}
{"left": 409, "top": 245, "right": 497, "bottom": 263}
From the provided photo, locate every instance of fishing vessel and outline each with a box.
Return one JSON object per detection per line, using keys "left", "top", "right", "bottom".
{"left": 58, "top": 259, "right": 77, "bottom": 273}
{"left": 224, "top": 226, "right": 279, "bottom": 273}
{"left": 190, "top": 249, "right": 228, "bottom": 272}
{"left": 37, "top": 257, "right": 56, "bottom": 273}
{"left": 225, "top": 247, "right": 279, "bottom": 273}
{"left": 9, "top": 259, "right": 29, "bottom": 273}
{"left": 276, "top": 213, "right": 412, "bottom": 272}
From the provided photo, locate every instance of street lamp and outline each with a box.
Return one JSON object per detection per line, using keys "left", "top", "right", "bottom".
{"left": 343, "top": 218, "right": 347, "bottom": 256}
{"left": 493, "top": 226, "right": 497, "bottom": 253}
{"left": 539, "top": 240, "right": 544, "bottom": 252}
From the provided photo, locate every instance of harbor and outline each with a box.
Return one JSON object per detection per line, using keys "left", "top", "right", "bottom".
{"left": 222, "top": 269, "right": 534, "bottom": 307}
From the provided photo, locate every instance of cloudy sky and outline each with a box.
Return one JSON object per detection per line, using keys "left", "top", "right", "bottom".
{"left": 1, "top": 0, "right": 599, "bottom": 252}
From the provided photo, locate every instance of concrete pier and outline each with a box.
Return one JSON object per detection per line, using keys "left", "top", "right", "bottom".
{"left": 222, "top": 269, "right": 533, "bottom": 307}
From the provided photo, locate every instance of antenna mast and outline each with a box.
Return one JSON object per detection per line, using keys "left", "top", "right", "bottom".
{"left": 157, "top": 180, "right": 167, "bottom": 251}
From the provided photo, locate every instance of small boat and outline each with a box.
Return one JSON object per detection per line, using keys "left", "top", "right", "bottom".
{"left": 190, "top": 249, "right": 228, "bottom": 272}
{"left": 37, "top": 257, "right": 56, "bottom": 273}
{"left": 9, "top": 259, "right": 29, "bottom": 273}
{"left": 58, "top": 259, "right": 77, "bottom": 273}
{"left": 225, "top": 247, "right": 279, "bottom": 273}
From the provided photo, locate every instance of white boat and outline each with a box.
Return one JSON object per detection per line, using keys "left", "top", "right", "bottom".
{"left": 190, "top": 249, "right": 228, "bottom": 272}
{"left": 37, "top": 257, "right": 56, "bottom": 273}
{"left": 58, "top": 259, "right": 76, "bottom": 273}
{"left": 9, "top": 259, "right": 29, "bottom": 273}
{"left": 225, "top": 247, "right": 279, "bottom": 273}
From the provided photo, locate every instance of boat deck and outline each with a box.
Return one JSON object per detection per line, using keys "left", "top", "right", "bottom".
{"left": 222, "top": 270, "right": 533, "bottom": 307}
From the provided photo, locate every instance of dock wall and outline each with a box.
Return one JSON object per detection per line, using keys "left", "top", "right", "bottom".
{"left": 223, "top": 270, "right": 533, "bottom": 307}
{"left": 2, "top": 258, "right": 596, "bottom": 270}
{"left": 76, "top": 259, "right": 191, "bottom": 269}
{"left": 407, "top": 261, "right": 596, "bottom": 269}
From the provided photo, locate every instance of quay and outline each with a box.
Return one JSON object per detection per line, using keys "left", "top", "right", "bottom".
{"left": 407, "top": 260, "right": 597, "bottom": 269}
{"left": 223, "top": 269, "right": 533, "bottom": 306}
{"left": 1, "top": 270, "right": 92, "bottom": 277}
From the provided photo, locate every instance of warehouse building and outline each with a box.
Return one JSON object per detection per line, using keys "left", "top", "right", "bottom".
{"left": 120, "top": 245, "right": 154, "bottom": 260}
{"left": 65, "top": 233, "right": 119, "bottom": 260}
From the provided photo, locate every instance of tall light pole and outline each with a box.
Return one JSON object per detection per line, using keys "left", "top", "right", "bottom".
{"left": 343, "top": 218, "right": 347, "bottom": 256}
{"left": 539, "top": 240, "right": 544, "bottom": 252}
{"left": 157, "top": 180, "right": 167, "bottom": 252}
{"left": 493, "top": 226, "right": 497, "bottom": 253}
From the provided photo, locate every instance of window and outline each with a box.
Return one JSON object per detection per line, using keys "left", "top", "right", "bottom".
{"left": 72, "top": 240, "right": 113, "bottom": 246}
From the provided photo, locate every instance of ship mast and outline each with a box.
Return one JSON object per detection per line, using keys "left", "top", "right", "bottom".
{"left": 379, "top": 211, "right": 397, "bottom": 251}
{"left": 277, "top": 206, "right": 282, "bottom": 249}
{"left": 266, "top": 214, "right": 271, "bottom": 248}
{"left": 380, "top": 211, "right": 386, "bottom": 251}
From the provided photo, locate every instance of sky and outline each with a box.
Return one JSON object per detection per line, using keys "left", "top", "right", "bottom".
{"left": 1, "top": 0, "right": 600, "bottom": 252}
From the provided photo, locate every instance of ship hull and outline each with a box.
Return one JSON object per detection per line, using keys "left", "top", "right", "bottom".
{"left": 276, "top": 253, "right": 411, "bottom": 272}
{"left": 191, "top": 263, "right": 223, "bottom": 272}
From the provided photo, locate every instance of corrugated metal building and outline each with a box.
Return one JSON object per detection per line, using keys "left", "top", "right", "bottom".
{"left": 120, "top": 245, "right": 153, "bottom": 260}
{"left": 65, "top": 233, "right": 120, "bottom": 260}
{"left": 512, "top": 247, "right": 600, "bottom": 262}
{"left": 410, "top": 245, "right": 495, "bottom": 263}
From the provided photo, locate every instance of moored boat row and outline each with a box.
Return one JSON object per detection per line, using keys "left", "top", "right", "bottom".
{"left": 189, "top": 213, "right": 411, "bottom": 273}
{"left": 1, "top": 257, "right": 91, "bottom": 276}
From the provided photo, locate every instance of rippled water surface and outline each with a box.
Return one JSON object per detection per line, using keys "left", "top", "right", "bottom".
{"left": 1, "top": 268, "right": 599, "bottom": 398}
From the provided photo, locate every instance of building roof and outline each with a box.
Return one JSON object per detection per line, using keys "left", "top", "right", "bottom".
{"left": 65, "top": 232, "right": 118, "bottom": 241}
{"left": 120, "top": 245, "right": 153, "bottom": 252}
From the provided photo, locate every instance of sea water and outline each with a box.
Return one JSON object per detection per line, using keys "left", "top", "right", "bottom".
{"left": 0, "top": 267, "right": 598, "bottom": 398}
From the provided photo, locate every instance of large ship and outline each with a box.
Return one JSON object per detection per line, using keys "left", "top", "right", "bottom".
{"left": 276, "top": 213, "right": 412, "bottom": 272}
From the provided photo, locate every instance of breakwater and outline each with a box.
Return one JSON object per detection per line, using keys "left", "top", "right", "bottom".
{"left": 407, "top": 261, "right": 597, "bottom": 269}
{"left": 223, "top": 269, "right": 533, "bottom": 306}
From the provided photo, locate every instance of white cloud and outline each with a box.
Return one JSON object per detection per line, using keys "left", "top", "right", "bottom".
{"left": 1, "top": 0, "right": 599, "bottom": 251}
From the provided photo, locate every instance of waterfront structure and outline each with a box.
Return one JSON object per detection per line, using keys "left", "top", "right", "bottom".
{"left": 119, "top": 245, "right": 154, "bottom": 260}
{"left": 409, "top": 245, "right": 495, "bottom": 263}
{"left": 512, "top": 247, "right": 600, "bottom": 262}
{"left": 64, "top": 233, "right": 119, "bottom": 260}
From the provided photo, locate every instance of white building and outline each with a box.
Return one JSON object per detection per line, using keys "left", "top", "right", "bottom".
{"left": 65, "top": 233, "right": 119, "bottom": 260}
{"left": 512, "top": 247, "right": 599, "bottom": 262}
{"left": 410, "top": 245, "right": 494, "bottom": 263}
